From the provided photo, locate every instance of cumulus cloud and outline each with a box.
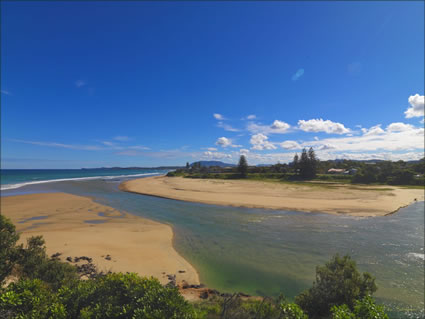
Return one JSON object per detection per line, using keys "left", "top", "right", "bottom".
{"left": 292, "top": 68, "right": 304, "bottom": 81}
{"left": 404, "top": 94, "right": 424, "bottom": 118}
{"left": 298, "top": 119, "right": 350, "bottom": 134}
{"left": 271, "top": 120, "right": 290, "bottom": 131}
{"left": 361, "top": 124, "right": 385, "bottom": 136}
{"left": 250, "top": 134, "right": 277, "bottom": 150}
{"left": 247, "top": 120, "right": 291, "bottom": 135}
{"left": 280, "top": 140, "right": 301, "bottom": 150}
{"left": 216, "top": 137, "right": 232, "bottom": 147}
{"left": 215, "top": 137, "right": 241, "bottom": 148}
{"left": 386, "top": 122, "right": 414, "bottom": 132}
{"left": 213, "top": 113, "right": 225, "bottom": 120}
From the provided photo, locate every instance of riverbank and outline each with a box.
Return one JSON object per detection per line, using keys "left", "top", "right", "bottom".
{"left": 1, "top": 192, "right": 199, "bottom": 286}
{"left": 120, "top": 176, "right": 424, "bottom": 217}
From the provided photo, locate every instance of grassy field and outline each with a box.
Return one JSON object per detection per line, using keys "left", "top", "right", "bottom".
{"left": 167, "top": 171, "right": 424, "bottom": 189}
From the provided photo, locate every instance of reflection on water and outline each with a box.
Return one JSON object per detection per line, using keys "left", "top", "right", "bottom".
{"left": 3, "top": 178, "right": 424, "bottom": 317}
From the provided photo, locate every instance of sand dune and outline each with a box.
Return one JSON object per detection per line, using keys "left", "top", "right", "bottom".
{"left": 120, "top": 176, "right": 424, "bottom": 217}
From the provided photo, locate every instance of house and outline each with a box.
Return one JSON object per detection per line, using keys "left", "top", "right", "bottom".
{"left": 327, "top": 168, "right": 346, "bottom": 174}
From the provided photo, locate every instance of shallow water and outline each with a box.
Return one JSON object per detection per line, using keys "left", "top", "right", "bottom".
{"left": 2, "top": 178, "right": 424, "bottom": 317}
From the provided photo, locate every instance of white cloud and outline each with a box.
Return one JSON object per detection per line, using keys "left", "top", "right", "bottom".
{"left": 202, "top": 151, "right": 232, "bottom": 160}
{"left": 217, "top": 122, "right": 240, "bottom": 132}
{"left": 361, "top": 124, "right": 385, "bottom": 136}
{"left": 280, "top": 140, "right": 301, "bottom": 150}
{"left": 250, "top": 134, "right": 277, "bottom": 150}
{"left": 213, "top": 113, "right": 225, "bottom": 120}
{"left": 246, "top": 115, "right": 256, "bottom": 120}
{"left": 247, "top": 120, "right": 291, "bottom": 135}
{"left": 386, "top": 122, "right": 414, "bottom": 132}
{"left": 318, "top": 144, "right": 337, "bottom": 150}
{"left": 75, "top": 80, "right": 86, "bottom": 88}
{"left": 271, "top": 120, "right": 290, "bottom": 131}
{"left": 292, "top": 68, "right": 304, "bottom": 81}
{"left": 404, "top": 94, "right": 424, "bottom": 118}
{"left": 298, "top": 119, "right": 350, "bottom": 134}
{"left": 215, "top": 137, "right": 241, "bottom": 148}
{"left": 239, "top": 149, "right": 250, "bottom": 155}
{"left": 305, "top": 125, "right": 423, "bottom": 153}
{"left": 203, "top": 147, "right": 217, "bottom": 151}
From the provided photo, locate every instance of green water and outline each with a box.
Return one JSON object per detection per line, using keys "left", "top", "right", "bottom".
{"left": 4, "top": 179, "right": 424, "bottom": 317}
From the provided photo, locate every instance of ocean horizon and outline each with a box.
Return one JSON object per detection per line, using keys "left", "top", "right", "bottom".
{"left": 0, "top": 168, "right": 169, "bottom": 191}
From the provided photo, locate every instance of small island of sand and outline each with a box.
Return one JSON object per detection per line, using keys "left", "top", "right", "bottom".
{"left": 120, "top": 176, "right": 424, "bottom": 217}
{"left": 1, "top": 192, "right": 199, "bottom": 286}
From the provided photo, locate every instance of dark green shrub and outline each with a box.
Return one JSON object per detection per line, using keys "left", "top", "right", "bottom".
{"left": 295, "top": 254, "right": 377, "bottom": 318}
{"left": 58, "top": 273, "right": 195, "bottom": 318}
{"left": 17, "top": 236, "right": 78, "bottom": 290}
{"left": 331, "top": 296, "right": 388, "bottom": 319}
{"left": 0, "top": 215, "right": 20, "bottom": 284}
{"left": 0, "top": 278, "right": 67, "bottom": 318}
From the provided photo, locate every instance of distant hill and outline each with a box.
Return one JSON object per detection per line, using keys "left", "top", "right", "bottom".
{"left": 190, "top": 161, "right": 236, "bottom": 168}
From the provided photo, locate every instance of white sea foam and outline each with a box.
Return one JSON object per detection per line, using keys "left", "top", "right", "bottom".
{"left": 1, "top": 173, "right": 163, "bottom": 191}
{"left": 407, "top": 252, "right": 425, "bottom": 261}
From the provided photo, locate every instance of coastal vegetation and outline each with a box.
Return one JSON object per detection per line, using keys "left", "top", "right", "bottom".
{"left": 1, "top": 215, "right": 389, "bottom": 318}
{"left": 168, "top": 149, "right": 424, "bottom": 187}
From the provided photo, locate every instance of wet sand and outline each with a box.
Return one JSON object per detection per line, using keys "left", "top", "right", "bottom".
{"left": 1, "top": 192, "right": 199, "bottom": 285}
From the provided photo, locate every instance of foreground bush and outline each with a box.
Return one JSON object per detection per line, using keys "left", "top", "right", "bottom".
{"left": 295, "top": 254, "right": 377, "bottom": 318}
{"left": 1, "top": 274, "right": 194, "bottom": 319}
{"left": 193, "top": 294, "right": 307, "bottom": 319}
{"left": 331, "top": 296, "right": 389, "bottom": 319}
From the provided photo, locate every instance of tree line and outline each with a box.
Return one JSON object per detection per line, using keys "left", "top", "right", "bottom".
{"left": 172, "top": 148, "right": 424, "bottom": 186}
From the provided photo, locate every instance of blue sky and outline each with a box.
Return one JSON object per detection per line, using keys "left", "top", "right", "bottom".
{"left": 1, "top": 1, "right": 424, "bottom": 168}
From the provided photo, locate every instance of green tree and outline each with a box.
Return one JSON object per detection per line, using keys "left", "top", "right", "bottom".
{"left": 17, "top": 236, "right": 77, "bottom": 290}
{"left": 295, "top": 254, "right": 377, "bottom": 318}
{"left": 238, "top": 155, "right": 248, "bottom": 178}
{"left": 292, "top": 154, "right": 299, "bottom": 174}
{"left": 331, "top": 296, "right": 388, "bottom": 319}
{"left": 0, "top": 215, "right": 20, "bottom": 284}
{"left": 298, "top": 148, "right": 318, "bottom": 179}
{"left": 59, "top": 273, "right": 195, "bottom": 318}
{"left": 307, "top": 147, "right": 318, "bottom": 178}
{"left": 0, "top": 279, "right": 67, "bottom": 319}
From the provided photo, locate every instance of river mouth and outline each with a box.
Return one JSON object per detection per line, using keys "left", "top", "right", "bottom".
{"left": 3, "top": 177, "right": 424, "bottom": 318}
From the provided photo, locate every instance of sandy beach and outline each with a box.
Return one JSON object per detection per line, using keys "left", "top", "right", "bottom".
{"left": 120, "top": 176, "right": 424, "bottom": 217}
{"left": 1, "top": 192, "right": 199, "bottom": 286}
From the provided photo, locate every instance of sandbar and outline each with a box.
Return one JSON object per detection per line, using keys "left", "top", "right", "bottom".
{"left": 1, "top": 192, "right": 199, "bottom": 285}
{"left": 120, "top": 176, "right": 424, "bottom": 217}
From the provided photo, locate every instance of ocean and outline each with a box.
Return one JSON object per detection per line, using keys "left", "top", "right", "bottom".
{"left": 0, "top": 168, "right": 168, "bottom": 191}
{"left": 1, "top": 170, "right": 423, "bottom": 318}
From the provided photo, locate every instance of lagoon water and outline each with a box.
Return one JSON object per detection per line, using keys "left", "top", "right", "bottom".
{"left": 1, "top": 172, "right": 424, "bottom": 318}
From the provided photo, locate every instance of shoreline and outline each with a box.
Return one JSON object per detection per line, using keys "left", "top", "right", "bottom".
{"left": 120, "top": 176, "right": 424, "bottom": 217}
{"left": 1, "top": 192, "right": 200, "bottom": 287}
